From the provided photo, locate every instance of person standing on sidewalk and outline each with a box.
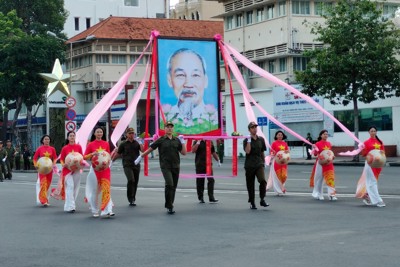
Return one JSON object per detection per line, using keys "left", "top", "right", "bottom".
{"left": 192, "top": 139, "right": 220, "bottom": 204}
{"left": 23, "top": 144, "right": 31, "bottom": 170}
{"left": 243, "top": 121, "right": 269, "bottom": 210}
{"left": 355, "top": 126, "right": 386, "bottom": 207}
{"left": 0, "top": 141, "right": 7, "bottom": 182}
{"left": 134, "top": 121, "right": 187, "bottom": 215}
{"left": 4, "top": 140, "right": 15, "bottom": 179}
{"left": 305, "top": 133, "right": 313, "bottom": 160}
{"left": 112, "top": 127, "right": 143, "bottom": 206}
{"left": 14, "top": 145, "right": 21, "bottom": 170}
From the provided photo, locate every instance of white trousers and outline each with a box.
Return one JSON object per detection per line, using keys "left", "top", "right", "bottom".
{"left": 64, "top": 172, "right": 81, "bottom": 211}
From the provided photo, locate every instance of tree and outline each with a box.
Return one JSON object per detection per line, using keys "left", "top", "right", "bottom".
{"left": 0, "top": 1, "right": 67, "bottom": 150}
{"left": 295, "top": 0, "right": 400, "bottom": 160}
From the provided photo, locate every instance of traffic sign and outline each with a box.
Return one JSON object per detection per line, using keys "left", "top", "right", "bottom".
{"left": 257, "top": 116, "right": 268, "bottom": 126}
{"left": 65, "top": 121, "right": 76, "bottom": 132}
{"left": 66, "top": 109, "right": 76, "bottom": 120}
{"left": 65, "top": 96, "right": 76, "bottom": 108}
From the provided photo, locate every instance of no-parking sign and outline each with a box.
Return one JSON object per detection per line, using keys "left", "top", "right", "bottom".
{"left": 65, "top": 121, "right": 76, "bottom": 132}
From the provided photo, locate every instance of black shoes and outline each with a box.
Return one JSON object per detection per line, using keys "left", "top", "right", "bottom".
{"left": 199, "top": 198, "right": 205, "bottom": 204}
{"left": 209, "top": 199, "right": 219, "bottom": 203}
{"left": 250, "top": 203, "right": 257, "bottom": 210}
{"left": 129, "top": 202, "right": 136, "bottom": 206}
{"left": 167, "top": 208, "right": 175, "bottom": 215}
{"left": 260, "top": 200, "right": 270, "bottom": 207}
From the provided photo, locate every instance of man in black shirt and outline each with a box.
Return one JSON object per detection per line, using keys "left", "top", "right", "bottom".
{"left": 112, "top": 127, "right": 143, "bottom": 206}
{"left": 243, "top": 122, "right": 269, "bottom": 210}
{"left": 192, "top": 140, "right": 220, "bottom": 203}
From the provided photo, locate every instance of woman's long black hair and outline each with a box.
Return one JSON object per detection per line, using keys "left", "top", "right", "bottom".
{"left": 64, "top": 131, "right": 75, "bottom": 145}
{"left": 40, "top": 134, "right": 51, "bottom": 145}
{"left": 317, "top": 130, "right": 328, "bottom": 141}
{"left": 274, "top": 130, "right": 287, "bottom": 141}
{"left": 90, "top": 126, "right": 107, "bottom": 142}
{"left": 369, "top": 126, "right": 382, "bottom": 145}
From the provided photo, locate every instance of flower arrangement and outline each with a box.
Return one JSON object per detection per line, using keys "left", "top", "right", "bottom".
{"left": 231, "top": 131, "right": 241, "bottom": 136}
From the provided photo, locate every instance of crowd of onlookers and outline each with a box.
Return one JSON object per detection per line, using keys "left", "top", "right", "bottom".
{"left": 0, "top": 140, "right": 33, "bottom": 181}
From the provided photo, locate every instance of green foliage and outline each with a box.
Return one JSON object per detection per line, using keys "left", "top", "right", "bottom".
{"left": 0, "top": 0, "right": 67, "bottom": 35}
{"left": 296, "top": 0, "right": 400, "bottom": 104}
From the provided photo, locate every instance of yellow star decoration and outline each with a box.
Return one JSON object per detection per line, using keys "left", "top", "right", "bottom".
{"left": 373, "top": 143, "right": 381, "bottom": 150}
{"left": 44, "top": 151, "right": 51, "bottom": 158}
{"left": 279, "top": 145, "right": 285, "bottom": 150}
{"left": 96, "top": 146, "right": 105, "bottom": 152}
{"left": 39, "top": 58, "right": 76, "bottom": 97}
{"left": 323, "top": 145, "right": 330, "bottom": 150}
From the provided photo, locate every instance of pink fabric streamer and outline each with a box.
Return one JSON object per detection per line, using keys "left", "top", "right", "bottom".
{"left": 76, "top": 36, "right": 154, "bottom": 152}
{"left": 110, "top": 61, "right": 151, "bottom": 147}
{"left": 220, "top": 44, "right": 312, "bottom": 147}
{"left": 338, "top": 143, "right": 365, "bottom": 156}
{"left": 223, "top": 42, "right": 361, "bottom": 146}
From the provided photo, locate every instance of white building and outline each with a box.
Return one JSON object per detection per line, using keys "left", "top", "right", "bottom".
{"left": 211, "top": 0, "right": 400, "bottom": 156}
{"left": 64, "top": 0, "right": 170, "bottom": 37}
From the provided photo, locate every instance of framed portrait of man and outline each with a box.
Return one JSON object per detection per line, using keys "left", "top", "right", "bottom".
{"left": 157, "top": 38, "right": 221, "bottom": 136}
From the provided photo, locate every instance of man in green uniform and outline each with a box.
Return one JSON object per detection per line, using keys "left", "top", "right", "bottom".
{"left": 134, "top": 121, "right": 187, "bottom": 214}
{"left": 112, "top": 127, "right": 143, "bottom": 206}
{"left": 0, "top": 141, "right": 7, "bottom": 182}
{"left": 243, "top": 121, "right": 269, "bottom": 210}
{"left": 5, "top": 140, "right": 15, "bottom": 179}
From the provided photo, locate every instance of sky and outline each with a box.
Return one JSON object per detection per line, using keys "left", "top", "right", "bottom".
{"left": 170, "top": 0, "right": 179, "bottom": 6}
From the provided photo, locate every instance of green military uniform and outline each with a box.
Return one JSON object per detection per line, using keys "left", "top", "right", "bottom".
{"left": 243, "top": 135, "right": 267, "bottom": 207}
{"left": 5, "top": 145, "right": 15, "bottom": 179}
{"left": 150, "top": 135, "right": 183, "bottom": 209}
{"left": 0, "top": 147, "right": 8, "bottom": 182}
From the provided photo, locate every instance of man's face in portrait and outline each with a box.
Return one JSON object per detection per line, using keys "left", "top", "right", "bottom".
{"left": 168, "top": 51, "right": 208, "bottom": 108}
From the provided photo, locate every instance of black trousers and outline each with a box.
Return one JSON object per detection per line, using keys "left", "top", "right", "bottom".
{"left": 123, "top": 166, "right": 140, "bottom": 203}
{"left": 245, "top": 166, "right": 267, "bottom": 204}
{"left": 15, "top": 157, "right": 21, "bottom": 170}
{"left": 196, "top": 176, "right": 215, "bottom": 201}
{"left": 161, "top": 168, "right": 180, "bottom": 209}
{"left": 23, "top": 158, "right": 30, "bottom": 170}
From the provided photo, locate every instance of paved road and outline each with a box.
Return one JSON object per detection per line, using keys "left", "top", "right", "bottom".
{"left": 1, "top": 157, "right": 399, "bottom": 267}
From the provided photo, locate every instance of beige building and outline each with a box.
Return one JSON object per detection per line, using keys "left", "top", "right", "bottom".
{"left": 208, "top": 0, "right": 400, "bottom": 156}
{"left": 171, "top": 0, "right": 224, "bottom": 20}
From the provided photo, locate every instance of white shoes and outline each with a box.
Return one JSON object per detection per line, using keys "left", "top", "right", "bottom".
{"left": 329, "top": 195, "right": 338, "bottom": 201}
{"left": 318, "top": 195, "right": 324, "bottom": 201}
{"left": 377, "top": 202, "right": 386, "bottom": 208}
{"left": 363, "top": 199, "right": 372, "bottom": 206}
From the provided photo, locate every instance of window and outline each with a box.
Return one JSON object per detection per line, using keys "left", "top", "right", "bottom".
{"left": 267, "top": 5, "right": 274, "bottom": 19}
{"left": 383, "top": 4, "right": 399, "bottom": 18}
{"left": 130, "top": 55, "right": 145, "bottom": 65}
{"left": 226, "top": 16, "right": 234, "bottom": 29}
{"left": 86, "top": 18, "right": 91, "bottom": 29}
{"left": 315, "top": 2, "right": 332, "bottom": 16}
{"left": 96, "top": 54, "right": 109, "bottom": 64}
{"left": 96, "top": 90, "right": 107, "bottom": 100}
{"left": 85, "top": 91, "right": 93, "bottom": 102}
{"left": 293, "top": 57, "right": 309, "bottom": 71}
{"left": 256, "top": 8, "right": 264, "bottom": 22}
{"left": 236, "top": 13, "right": 243, "bottom": 27}
{"left": 292, "top": 1, "right": 310, "bottom": 15}
{"left": 246, "top": 11, "right": 253, "bottom": 25}
{"left": 74, "top": 17, "right": 79, "bottom": 31}
{"left": 278, "top": 1, "right": 286, "bottom": 16}
{"left": 112, "top": 55, "right": 127, "bottom": 64}
{"left": 279, "top": 58, "right": 287, "bottom": 72}
{"left": 268, "top": 60, "right": 275, "bottom": 73}
{"left": 125, "top": 0, "right": 139, "bottom": 6}
{"left": 334, "top": 107, "right": 393, "bottom": 132}
{"left": 257, "top": 61, "right": 265, "bottom": 70}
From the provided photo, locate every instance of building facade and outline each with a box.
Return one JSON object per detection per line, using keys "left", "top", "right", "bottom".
{"left": 170, "top": 0, "right": 224, "bottom": 20}
{"left": 211, "top": 0, "right": 400, "bottom": 156}
{"left": 64, "top": 0, "right": 170, "bottom": 37}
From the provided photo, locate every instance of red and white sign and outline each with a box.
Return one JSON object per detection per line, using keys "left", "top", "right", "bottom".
{"left": 65, "top": 96, "right": 76, "bottom": 108}
{"left": 65, "top": 121, "right": 76, "bottom": 132}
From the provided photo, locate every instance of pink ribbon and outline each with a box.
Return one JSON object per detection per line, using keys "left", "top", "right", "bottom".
{"left": 223, "top": 42, "right": 361, "bottom": 146}
{"left": 110, "top": 61, "right": 151, "bottom": 146}
{"left": 220, "top": 44, "right": 312, "bottom": 147}
{"left": 76, "top": 36, "right": 154, "bottom": 152}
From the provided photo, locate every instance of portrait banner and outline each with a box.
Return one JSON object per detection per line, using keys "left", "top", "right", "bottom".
{"left": 156, "top": 38, "right": 221, "bottom": 136}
